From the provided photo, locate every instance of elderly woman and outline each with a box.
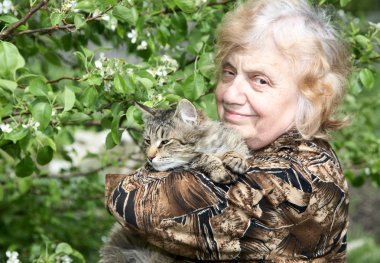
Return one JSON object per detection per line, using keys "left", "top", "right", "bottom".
{"left": 101, "top": 0, "right": 350, "bottom": 262}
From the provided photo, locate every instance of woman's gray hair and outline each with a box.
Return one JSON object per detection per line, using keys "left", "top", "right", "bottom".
{"left": 215, "top": 0, "right": 351, "bottom": 139}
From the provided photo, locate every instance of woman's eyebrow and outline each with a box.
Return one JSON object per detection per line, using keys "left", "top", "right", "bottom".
{"left": 221, "top": 61, "right": 235, "bottom": 68}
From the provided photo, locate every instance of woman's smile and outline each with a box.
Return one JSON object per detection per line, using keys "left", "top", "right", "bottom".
{"left": 223, "top": 108, "right": 257, "bottom": 123}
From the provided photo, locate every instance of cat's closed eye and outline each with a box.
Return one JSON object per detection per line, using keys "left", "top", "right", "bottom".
{"left": 161, "top": 140, "right": 170, "bottom": 145}
{"left": 144, "top": 138, "right": 151, "bottom": 145}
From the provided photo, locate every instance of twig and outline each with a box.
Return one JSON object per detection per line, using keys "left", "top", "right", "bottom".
{"left": 3, "top": 5, "right": 114, "bottom": 39}
{"left": 0, "top": 0, "right": 49, "bottom": 40}
{"left": 157, "top": 0, "right": 234, "bottom": 15}
{"left": 47, "top": 76, "right": 81, "bottom": 84}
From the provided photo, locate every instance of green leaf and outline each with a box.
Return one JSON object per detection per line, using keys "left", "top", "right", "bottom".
{"left": 340, "top": 0, "right": 352, "bottom": 7}
{"left": 359, "top": 68, "right": 374, "bottom": 90}
{"left": 29, "top": 78, "right": 49, "bottom": 97}
{"left": 125, "top": 105, "right": 137, "bottom": 128}
{"left": 37, "top": 146, "right": 54, "bottom": 165}
{"left": 105, "top": 0, "right": 118, "bottom": 4}
{"left": 0, "top": 15, "right": 19, "bottom": 24}
{"left": 112, "top": 5, "right": 138, "bottom": 25}
{"left": 50, "top": 12, "right": 63, "bottom": 26}
{"left": 36, "top": 131, "right": 57, "bottom": 151}
{"left": 81, "top": 87, "right": 98, "bottom": 108}
{"left": 4, "top": 127, "right": 29, "bottom": 142}
{"left": 0, "top": 79, "right": 17, "bottom": 92}
{"left": 198, "top": 53, "right": 215, "bottom": 79}
{"left": 105, "top": 131, "right": 116, "bottom": 149}
{"left": 55, "top": 243, "right": 73, "bottom": 255}
{"left": 137, "top": 77, "right": 153, "bottom": 89}
{"left": 18, "top": 177, "right": 32, "bottom": 194}
{"left": 63, "top": 87, "right": 76, "bottom": 112}
{"left": 355, "top": 35, "right": 369, "bottom": 49}
{"left": 15, "top": 156, "right": 35, "bottom": 177}
{"left": 174, "top": 0, "right": 197, "bottom": 13}
{"left": 62, "top": 112, "right": 91, "bottom": 122}
{"left": 0, "top": 41, "right": 25, "bottom": 80}
{"left": 183, "top": 74, "right": 205, "bottom": 101}
{"left": 31, "top": 102, "right": 52, "bottom": 130}
{"left": 114, "top": 74, "right": 126, "bottom": 94}
{"left": 111, "top": 112, "right": 123, "bottom": 144}
{"left": 74, "top": 14, "right": 86, "bottom": 29}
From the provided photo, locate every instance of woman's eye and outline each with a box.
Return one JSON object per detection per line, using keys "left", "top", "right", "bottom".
{"left": 221, "top": 69, "right": 235, "bottom": 80}
{"left": 253, "top": 77, "right": 269, "bottom": 86}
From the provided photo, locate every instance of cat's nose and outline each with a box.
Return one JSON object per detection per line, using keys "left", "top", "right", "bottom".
{"left": 147, "top": 155, "right": 154, "bottom": 161}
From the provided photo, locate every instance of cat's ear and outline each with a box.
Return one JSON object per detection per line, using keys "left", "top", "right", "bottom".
{"left": 135, "top": 101, "right": 155, "bottom": 117}
{"left": 175, "top": 99, "right": 198, "bottom": 126}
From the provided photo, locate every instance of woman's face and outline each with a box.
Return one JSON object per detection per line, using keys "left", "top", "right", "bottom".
{"left": 215, "top": 41, "right": 299, "bottom": 150}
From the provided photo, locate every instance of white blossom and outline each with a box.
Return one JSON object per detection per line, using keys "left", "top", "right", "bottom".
{"left": 92, "top": 9, "right": 101, "bottom": 18}
{"left": 6, "top": 251, "right": 21, "bottom": 263}
{"left": 157, "top": 78, "right": 166, "bottom": 86}
{"left": 195, "top": 0, "right": 208, "bottom": 6}
{"left": 62, "top": 0, "right": 78, "bottom": 12}
{"left": 95, "top": 60, "right": 103, "bottom": 69}
{"left": 55, "top": 255, "right": 72, "bottom": 263}
{"left": 0, "top": 0, "right": 16, "bottom": 15}
{"left": 0, "top": 123, "right": 12, "bottom": 133}
{"left": 137, "top": 40, "right": 148, "bottom": 50}
{"left": 104, "top": 81, "right": 112, "bottom": 92}
{"left": 155, "top": 66, "right": 168, "bottom": 77}
{"left": 369, "top": 21, "right": 380, "bottom": 30}
{"left": 126, "top": 68, "right": 133, "bottom": 75}
{"left": 22, "top": 119, "right": 40, "bottom": 131}
{"left": 110, "top": 17, "right": 118, "bottom": 31}
{"left": 127, "top": 29, "right": 137, "bottom": 44}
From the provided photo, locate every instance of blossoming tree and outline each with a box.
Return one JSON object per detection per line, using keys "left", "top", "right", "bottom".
{"left": 0, "top": 0, "right": 379, "bottom": 262}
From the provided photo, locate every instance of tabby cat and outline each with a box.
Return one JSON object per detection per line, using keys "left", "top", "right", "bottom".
{"left": 99, "top": 99, "right": 251, "bottom": 263}
{"left": 136, "top": 98, "right": 251, "bottom": 184}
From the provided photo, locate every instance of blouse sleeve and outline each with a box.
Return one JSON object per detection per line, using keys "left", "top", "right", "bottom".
{"left": 106, "top": 140, "right": 349, "bottom": 262}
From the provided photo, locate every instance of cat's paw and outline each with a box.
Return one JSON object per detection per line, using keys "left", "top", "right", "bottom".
{"left": 209, "top": 168, "right": 238, "bottom": 184}
{"left": 222, "top": 151, "right": 249, "bottom": 175}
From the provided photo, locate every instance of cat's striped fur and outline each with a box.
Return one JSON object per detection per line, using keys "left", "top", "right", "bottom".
{"left": 138, "top": 99, "right": 251, "bottom": 184}
{"left": 99, "top": 99, "right": 251, "bottom": 262}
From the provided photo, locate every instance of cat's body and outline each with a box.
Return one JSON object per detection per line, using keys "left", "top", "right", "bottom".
{"left": 99, "top": 99, "right": 251, "bottom": 262}
{"left": 139, "top": 99, "right": 251, "bottom": 183}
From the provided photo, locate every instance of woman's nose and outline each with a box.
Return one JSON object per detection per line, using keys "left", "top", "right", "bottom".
{"left": 222, "top": 76, "right": 248, "bottom": 104}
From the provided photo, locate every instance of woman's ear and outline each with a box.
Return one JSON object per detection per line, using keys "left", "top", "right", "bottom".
{"left": 175, "top": 99, "right": 198, "bottom": 126}
{"left": 135, "top": 101, "right": 155, "bottom": 117}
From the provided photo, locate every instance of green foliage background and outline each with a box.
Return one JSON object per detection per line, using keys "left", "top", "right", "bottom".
{"left": 0, "top": 0, "right": 378, "bottom": 262}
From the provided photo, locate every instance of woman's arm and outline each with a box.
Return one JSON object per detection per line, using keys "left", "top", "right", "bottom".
{"left": 105, "top": 140, "right": 349, "bottom": 261}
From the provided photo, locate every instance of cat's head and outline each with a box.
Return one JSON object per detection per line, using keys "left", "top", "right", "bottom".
{"left": 136, "top": 99, "right": 204, "bottom": 171}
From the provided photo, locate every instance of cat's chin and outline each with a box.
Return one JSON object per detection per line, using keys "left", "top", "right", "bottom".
{"left": 151, "top": 161, "right": 188, "bottom": 172}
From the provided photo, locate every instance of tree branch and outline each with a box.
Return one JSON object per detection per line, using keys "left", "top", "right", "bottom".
{"left": 8, "top": 5, "right": 114, "bottom": 39}
{"left": 47, "top": 76, "right": 81, "bottom": 84}
{"left": 0, "top": 0, "right": 49, "bottom": 40}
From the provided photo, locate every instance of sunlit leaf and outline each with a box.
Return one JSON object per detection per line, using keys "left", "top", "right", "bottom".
{"left": 63, "top": 87, "right": 76, "bottom": 112}
{"left": 0, "top": 41, "right": 25, "bottom": 80}
{"left": 31, "top": 102, "right": 52, "bottom": 130}
{"left": 359, "top": 68, "right": 374, "bottom": 90}
{"left": 29, "top": 78, "right": 49, "bottom": 97}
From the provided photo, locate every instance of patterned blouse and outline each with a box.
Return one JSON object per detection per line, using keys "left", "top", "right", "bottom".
{"left": 105, "top": 129, "right": 349, "bottom": 262}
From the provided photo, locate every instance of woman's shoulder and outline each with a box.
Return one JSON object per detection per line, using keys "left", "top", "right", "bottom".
{"left": 249, "top": 130, "right": 346, "bottom": 187}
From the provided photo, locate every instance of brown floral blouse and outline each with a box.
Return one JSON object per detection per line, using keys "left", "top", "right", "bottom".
{"left": 105, "top": 130, "right": 349, "bottom": 262}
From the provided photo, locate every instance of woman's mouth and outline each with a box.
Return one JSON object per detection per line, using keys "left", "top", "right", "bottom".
{"left": 224, "top": 109, "right": 257, "bottom": 123}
